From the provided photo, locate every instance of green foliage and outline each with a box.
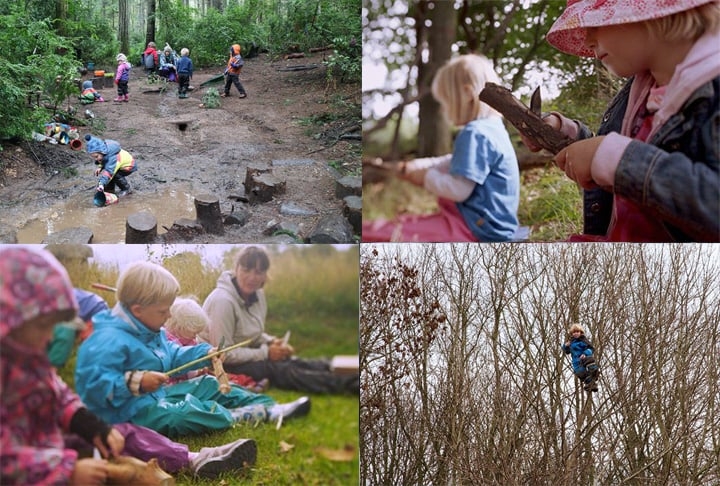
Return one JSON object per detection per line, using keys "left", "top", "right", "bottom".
{"left": 518, "top": 166, "right": 583, "bottom": 240}
{"left": 1, "top": 0, "right": 359, "bottom": 141}
{"left": 326, "top": 36, "right": 361, "bottom": 84}
{"left": 201, "top": 87, "right": 221, "bottom": 109}
{"left": 0, "top": 15, "right": 80, "bottom": 140}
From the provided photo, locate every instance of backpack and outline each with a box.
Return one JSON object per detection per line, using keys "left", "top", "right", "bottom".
{"left": 144, "top": 52, "right": 156, "bottom": 69}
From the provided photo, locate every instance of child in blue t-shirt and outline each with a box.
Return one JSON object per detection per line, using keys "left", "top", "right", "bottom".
{"left": 362, "top": 54, "right": 520, "bottom": 242}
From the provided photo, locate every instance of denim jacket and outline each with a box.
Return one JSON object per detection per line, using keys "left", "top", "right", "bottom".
{"left": 577, "top": 76, "right": 720, "bottom": 241}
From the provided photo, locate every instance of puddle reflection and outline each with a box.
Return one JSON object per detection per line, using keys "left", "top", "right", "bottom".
{"left": 17, "top": 186, "right": 197, "bottom": 243}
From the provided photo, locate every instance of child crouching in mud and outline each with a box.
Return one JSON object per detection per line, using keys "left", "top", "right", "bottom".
{"left": 85, "top": 134, "right": 137, "bottom": 205}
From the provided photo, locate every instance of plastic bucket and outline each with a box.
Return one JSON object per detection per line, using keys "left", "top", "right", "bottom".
{"left": 87, "top": 62, "right": 95, "bottom": 70}
{"left": 93, "top": 191, "right": 119, "bottom": 207}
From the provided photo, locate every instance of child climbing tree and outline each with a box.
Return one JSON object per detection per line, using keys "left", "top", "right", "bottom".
{"left": 562, "top": 323, "right": 599, "bottom": 392}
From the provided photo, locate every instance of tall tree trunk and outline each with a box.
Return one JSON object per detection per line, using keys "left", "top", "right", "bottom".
{"left": 54, "top": 0, "right": 68, "bottom": 37}
{"left": 119, "top": 0, "right": 129, "bottom": 56}
{"left": 146, "top": 0, "right": 156, "bottom": 46}
{"left": 415, "top": 0, "right": 454, "bottom": 157}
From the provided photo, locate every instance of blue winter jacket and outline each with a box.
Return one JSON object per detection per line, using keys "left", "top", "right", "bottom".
{"left": 577, "top": 77, "right": 720, "bottom": 241}
{"left": 562, "top": 336, "right": 594, "bottom": 374}
{"left": 75, "top": 304, "right": 212, "bottom": 424}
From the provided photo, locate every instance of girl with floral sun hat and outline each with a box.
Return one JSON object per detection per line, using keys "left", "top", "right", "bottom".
{"left": 532, "top": 0, "right": 719, "bottom": 242}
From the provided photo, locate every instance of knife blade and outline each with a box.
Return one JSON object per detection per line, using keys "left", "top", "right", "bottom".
{"left": 530, "top": 86, "right": 542, "bottom": 116}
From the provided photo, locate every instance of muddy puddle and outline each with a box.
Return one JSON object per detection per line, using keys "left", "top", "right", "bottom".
{"left": 16, "top": 185, "right": 197, "bottom": 243}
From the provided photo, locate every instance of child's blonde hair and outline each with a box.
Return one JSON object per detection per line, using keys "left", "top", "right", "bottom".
{"left": 166, "top": 297, "right": 208, "bottom": 340}
{"left": 431, "top": 54, "right": 501, "bottom": 126}
{"left": 569, "top": 323, "right": 585, "bottom": 335}
{"left": 181, "top": 48, "right": 190, "bottom": 56}
{"left": 645, "top": 3, "right": 720, "bottom": 43}
{"left": 116, "top": 261, "right": 179, "bottom": 307}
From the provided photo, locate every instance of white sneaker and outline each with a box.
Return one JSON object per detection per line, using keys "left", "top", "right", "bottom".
{"left": 268, "top": 396, "right": 311, "bottom": 423}
{"left": 191, "top": 438, "right": 257, "bottom": 479}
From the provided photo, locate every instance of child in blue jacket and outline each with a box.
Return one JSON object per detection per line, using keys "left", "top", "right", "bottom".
{"left": 85, "top": 134, "right": 137, "bottom": 197}
{"left": 562, "top": 323, "right": 599, "bottom": 392}
{"left": 74, "top": 261, "right": 310, "bottom": 438}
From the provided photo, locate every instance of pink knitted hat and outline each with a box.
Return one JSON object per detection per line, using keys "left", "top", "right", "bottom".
{"left": 546, "top": 0, "right": 719, "bottom": 57}
{"left": 0, "top": 247, "right": 77, "bottom": 339}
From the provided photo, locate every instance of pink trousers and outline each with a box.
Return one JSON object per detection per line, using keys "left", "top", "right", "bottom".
{"left": 362, "top": 198, "right": 478, "bottom": 242}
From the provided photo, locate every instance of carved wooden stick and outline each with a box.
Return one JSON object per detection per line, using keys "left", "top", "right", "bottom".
{"left": 479, "top": 83, "right": 574, "bottom": 155}
{"left": 165, "top": 337, "right": 253, "bottom": 376}
{"left": 212, "top": 355, "right": 231, "bottom": 393}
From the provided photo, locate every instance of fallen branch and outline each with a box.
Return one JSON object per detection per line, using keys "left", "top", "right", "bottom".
{"left": 479, "top": 83, "right": 573, "bottom": 155}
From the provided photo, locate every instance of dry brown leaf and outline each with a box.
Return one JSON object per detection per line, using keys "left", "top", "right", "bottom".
{"left": 314, "top": 444, "right": 356, "bottom": 462}
{"left": 279, "top": 440, "right": 295, "bottom": 453}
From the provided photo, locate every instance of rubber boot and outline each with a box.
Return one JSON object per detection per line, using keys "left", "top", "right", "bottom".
{"left": 123, "top": 94, "right": 129, "bottom": 102}
{"left": 229, "top": 405, "right": 267, "bottom": 425}
{"left": 116, "top": 175, "right": 132, "bottom": 197}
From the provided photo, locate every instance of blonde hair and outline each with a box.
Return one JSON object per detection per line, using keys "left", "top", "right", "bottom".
{"left": 116, "top": 261, "right": 179, "bottom": 307}
{"left": 430, "top": 54, "right": 501, "bottom": 126}
{"left": 166, "top": 297, "right": 208, "bottom": 340}
{"left": 645, "top": 3, "right": 720, "bottom": 42}
{"left": 181, "top": 48, "right": 190, "bottom": 56}
{"left": 569, "top": 323, "right": 585, "bottom": 335}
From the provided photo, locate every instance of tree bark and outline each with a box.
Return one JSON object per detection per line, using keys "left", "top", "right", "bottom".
{"left": 479, "top": 83, "right": 574, "bottom": 154}
{"left": 415, "top": 0, "right": 454, "bottom": 157}
{"left": 145, "top": 0, "right": 156, "bottom": 47}
{"left": 118, "top": 0, "right": 129, "bottom": 56}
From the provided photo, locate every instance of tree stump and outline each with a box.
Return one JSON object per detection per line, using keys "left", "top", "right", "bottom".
{"left": 247, "top": 173, "right": 286, "bottom": 204}
{"left": 126, "top": 212, "right": 157, "bottom": 243}
{"left": 194, "top": 194, "right": 224, "bottom": 235}
{"left": 244, "top": 163, "right": 272, "bottom": 190}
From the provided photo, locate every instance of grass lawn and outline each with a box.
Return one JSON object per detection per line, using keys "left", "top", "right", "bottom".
{"left": 174, "top": 389, "right": 359, "bottom": 485}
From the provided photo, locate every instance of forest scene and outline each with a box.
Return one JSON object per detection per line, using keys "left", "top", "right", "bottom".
{"left": 362, "top": 0, "right": 626, "bottom": 241}
{"left": 0, "top": 0, "right": 361, "bottom": 244}
{"left": 360, "top": 243, "right": 720, "bottom": 485}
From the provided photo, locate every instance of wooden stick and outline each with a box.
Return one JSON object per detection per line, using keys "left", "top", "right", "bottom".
{"left": 212, "top": 356, "right": 231, "bottom": 393}
{"left": 479, "top": 83, "right": 574, "bottom": 155}
{"left": 165, "top": 338, "right": 253, "bottom": 376}
{"left": 91, "top": 283, "right": 117, "bottom": 292}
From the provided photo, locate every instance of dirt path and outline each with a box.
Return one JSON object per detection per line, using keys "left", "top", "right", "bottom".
{"left": 0, "top": 53, "right": 360, "bottom": 244}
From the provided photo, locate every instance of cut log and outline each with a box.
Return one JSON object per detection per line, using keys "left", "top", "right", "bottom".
{"left": 249, "top": 174, "right": 286, "bottom": 204}
{"left": 126, "top": 212, "right": 157, "bottom": 243}
{"left": 479, "top": 83, "right": 573, "bottom": 154}
{"left": 244, "top": 163, "right": 271, "bottom": 190}
{"left": 194, "top": 194, "right": 224, "bottom": 235}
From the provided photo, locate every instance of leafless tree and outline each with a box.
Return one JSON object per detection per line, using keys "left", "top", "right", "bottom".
{"left": 361, "top": 244, "right": 720, "bottom": 485}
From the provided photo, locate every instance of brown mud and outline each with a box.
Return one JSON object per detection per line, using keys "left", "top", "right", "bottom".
{"left": 0, "top": 53, "right": 360, "bottom": 244}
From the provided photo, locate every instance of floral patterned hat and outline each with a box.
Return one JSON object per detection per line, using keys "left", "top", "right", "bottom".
{"left": 546, "top": 0, "right": 719, "bottom": 57}
{"left": 0, "top": 248, "right": 77, "bottom": 339}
